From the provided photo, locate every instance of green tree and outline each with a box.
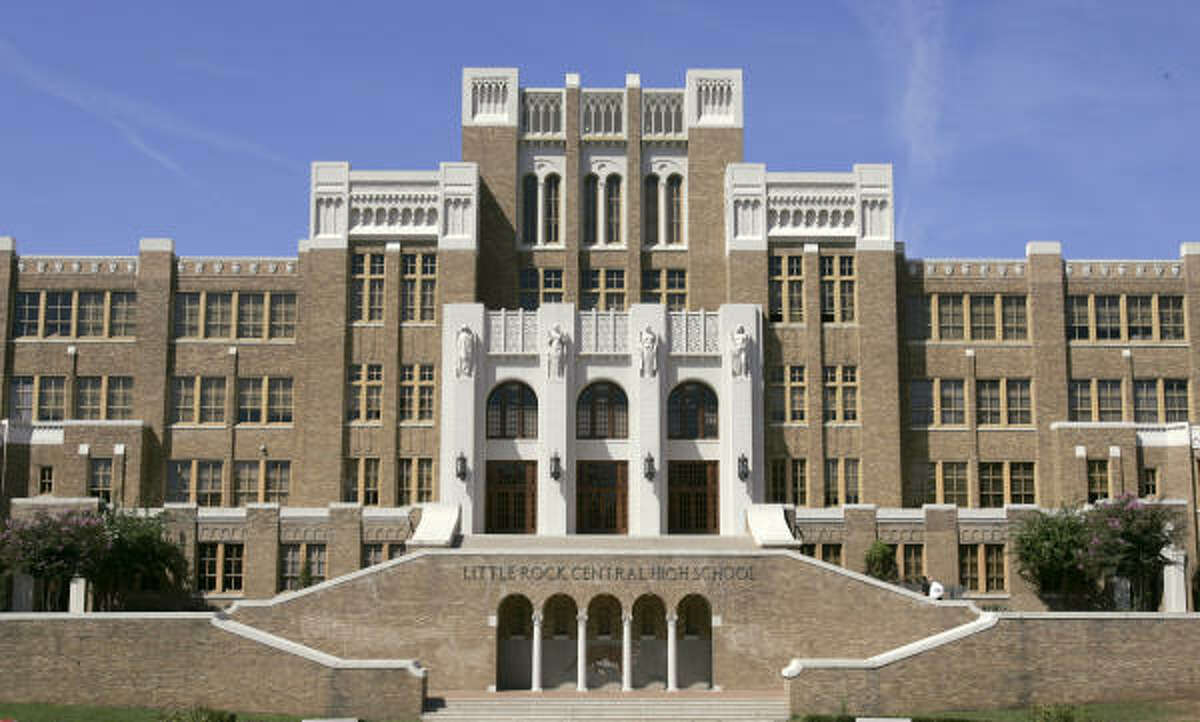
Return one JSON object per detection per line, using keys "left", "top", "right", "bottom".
{"left": 863, "top": 540, "right": 898, "bottom": 583}
{"left": 1012, "top": 507, "right": 1093, "bottom": 609}
{"left": 87, "top": 511, "right": 195, "bottom": 611}
{"left": 0, "top": 511, "right": 109, "bottom": 610}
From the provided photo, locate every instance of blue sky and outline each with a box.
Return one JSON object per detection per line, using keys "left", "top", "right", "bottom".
{"left": 1, "top": 1, "right": 1197, "bottom": 260}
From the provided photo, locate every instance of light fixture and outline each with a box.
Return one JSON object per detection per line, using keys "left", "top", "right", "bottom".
{"left": 455, "top": 452, "right": 468, "bottom": 481}
{"left": 549, "top": 452, "right": 562, "bottom": 481}
{"left": 644, "top": 453, "right": 656, "bottom": 481}
{"left": 738, "top": 453, "right": 750, "bottom": 481}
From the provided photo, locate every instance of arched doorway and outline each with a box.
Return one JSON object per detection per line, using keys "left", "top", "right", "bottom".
{"left": 541, "top": 594, "right": 578, "bottom": 690}
{"left": 496, "top": 594, "right": 533, "bottom": 690}
{"left": 585, "top": 594, "right": 623, "bottom": 689}
{"left": 676, "top": 594, "right": 712, "bottom": 689}
{"left": 632, "top": 594, "right": 667, "bottom": 689}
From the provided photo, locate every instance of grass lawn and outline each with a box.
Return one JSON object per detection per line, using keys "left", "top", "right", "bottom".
{"left": 0, "top": 703, "right": 303, "bottom": 722}
{"left": 919, "top": 698, "right": 1200, "bottom": 721}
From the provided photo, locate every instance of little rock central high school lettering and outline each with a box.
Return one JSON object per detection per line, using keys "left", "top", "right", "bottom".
{"left": 461, "top": 563, "right": 756, "bottom": 583}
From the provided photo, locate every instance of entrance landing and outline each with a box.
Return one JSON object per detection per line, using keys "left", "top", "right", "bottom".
{"left": 459, "top": 534, "right": 760, "bottom": 553}
{"left": 422, "top": 690, "right": 790, "bottom": 721}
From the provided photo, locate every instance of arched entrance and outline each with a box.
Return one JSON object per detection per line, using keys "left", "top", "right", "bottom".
{"left": 585, "top": 594, "right": 623, "bottom": 689}
{"left": 495, "top": 594, "right": 533, "bottom": 690}
{"left": 676, "top": 594, "right": 712, "bottom": 689}
{"left": 541, "top": 594, "right": 578, "bottom": 690}
{"left": 632, "top": 594, "right": 667, "bottom": 689}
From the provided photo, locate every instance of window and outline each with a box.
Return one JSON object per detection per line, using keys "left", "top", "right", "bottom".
{"left": 1134, "top": 379, "right": 1158, "bottom": 423}
{"left": 72, "top": 376, "right": 133, "bottom": 420}
{"left": 940, "top": 379, "right": 965, "bottom": 424}
{"left": 1138, "top": 467, "right": 1158, "bottom": 498}
{"left": 351, "top": 252, "right": 385, "bottom": 322}
{"left": 820, "top": 543, "right": 842, "bottom": 567}
{"left": 361, "top": 542, "right": 404, "bottom": 568}
{"left": 1159, "top": 296, "right": 1184, "bottom": 340}
{"left": 665, "top": 175, "right": 684, "bottom": 245}
{"left": 583, "top": 174, "right": 599, "bottom": 245}
{"left": 901, "top": 544, "right": 924, "bottom": 584}
{"left": 400, "top": 253, "right": 437, "bottom": 322}
{"left": 197, "top": 542, "right": 243, "bottom": 593}
{"left": 1010, "top": 462, "right": 1035, "bottom": 504}
{"left": 13, "top": 292, "right": 40, "bottom": 337}
{"left": 265, "top": 461, "right": 290, "bottom": 503}
{"left": 1094, "top": 295, "right": 1120, "bottom": 340}
{"left": 12, "top": 290, "right": 136, "bottom": 339}
{"left": 768, "top": 254, "right": 804, "bottom": 323}
{"left": 581, "top": 268, "right": 625, "bottom": 311}
{"left": 204, "top": 292, "right": 232, "bottom": 338}
{"left": 1164, "top": 379, "right": 1188, "bottom": 421}
{"left": 9, "top": 377, "right": 33, "bottom": 422}
{"left": 518, "top": 267, "right": 563, "bottom": 310}
{"left": 819, "top": 255, "right": 855, "bottom": 322}
{"left": 823, "top": 458, "right": 859, "bottom": 506}
{"left": 958, "top": 544, "right": 979, "bottom": 591}
{"left": 937, "top": 295, "right": 964, "bottom": 340}
{"left": 397, "top": 364, "right": 435, "bottom": 422}
{"left": 908, "top": 380, "right": 933, "bottom": 426}
{"left": 170, "top": 377, "right": 224, "bottom": 424}
{"left": 605, "top": 174, "right": 622, "bottom": 243}
{"left": 975, "top": 380, "right": 1001, "bottom": 425}
{"left": 76, "top": 377, "right": 103, "bottom": 420}
{"left": 237, "top": 293, "right": 265, "bottom": 338}
{"left": 487, "top": 382, "right": 538, "bottom": 438}
{"left": 959, "top": 544, "right": 1006, "bottom": 592}
{"left": 44, "top": 291, "right": 72, "bottom": 336}
{"left": 167, "top": 460, "right": 224, "bottom": 506}
{"left": 1006, "top": 379, "right": 1031, "bottom": 424}
{"left": 174, "top": 292, "right": 201, "bottom": 337}
{"left": 905, "top": 296, "right": 931, "bottom": 340}
{"left": 38, "top": 466, "right": 53, "bottom": 495}
{"left": 237, "top": 377, "right": 292, "bottom": 424}
{"left": 902, "top": 378, "right": 962, "bottom": 427}
{"left": 77, "top": 292, "right": 105, "bottom": 336}
{"left": 768, "top": 366, "right": 805, "bottom": 423}
{"left": 88, "top": 458, "right": 112, "bottom": 504}
{"left": 970, "top": 295, "right": 995, "bottom": 340}
{"left": 233, "top": 462, "right": 258, "bottom": 506}
{"left": 1087, "top": 459, "right": 1109, "bottom": 503}
{"left": 269, "top": 293, "right": 297, "bottom": 338}
{"left": 912, "top": 461, "right": 968, "bottom": 507}
{"left": 36, "top": 376, "right": 65, "bottom": 421}
{"left": 577, "top": 382, "right": 628, "bottom": 438}
{"left": 1068, "top": 380, "right": 1092, "bottom": 421}
{"left": 641, "top": 175, "right": 657, "bottom": 245}
{"left": 641, "top": 268, "right": 686, "bottom": 310}
{"left": 107, "top": 376, "right": 133, "bottom": 419}
{"left": 398, "top": 457, "right": 434, "bottom": 506}
{"left": 985, "top": 544, "right": 1006, "bottom": 592}
{"left": 1127, "top": 296, "right": 1153, "bottom": 340}
{"left": 347, "top": 364, "right": 383, "bottom": 422}
{"left": 543, "top": 174, "right": 561, "bottom": 244}
{"left": 199, "top": 378, "right": 225, "bottom": 423}
{"left": 822, "top": 366, "right": 857, "bottom": 422}
{"left": 226, "top": 459, "right": 290, "bottom": 506}
{"left": 667, "top": 382, "right": 718, "bottom": 439}
{"left": 343, "top": 457, "right": 381, "bottom": 505}
{"left": 279, "top": 543, "right": 326, "bottom": 591}
{"left": 768, "top": 458, "right": 806, "bottom": 505}
{"left": 979, "top": 462, "right": 1004, "bottom": 508}
{"left": 1066, "top": 296, "right": 1090, "bottom": 340}
{"left": 522, "top": 174, "right": 538, "bottom": 245}
{"left": 942, "top": 462, "right": 968, "bottom": 506}
{"left": 978, "top": 461, "right": 1035, "bottom": 508}
{"left": 1001, "top": 296, "right": 1028, "bottom": 340}
{"left": 1097, "top": 380, "right": 1122, "bottom": 421}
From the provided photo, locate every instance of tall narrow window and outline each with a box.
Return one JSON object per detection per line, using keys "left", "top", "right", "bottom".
{"left": 543, "top": 173, "right": 561, "bottom": 244}
{"left": 605, "top": 175, "right": 621, "bottom": 243}
{"left": 1094, "top": 296, "right": 1121, "bottom": 340}
{"left": 665, "top": 175, "right": 683, "bottom": 245}
{"left": 583, "top": 174, "right": 598, "bottom": 245}
{"left": 77, "top": 292, "right": 105, "bottom": 336}
{"left": 1087, "top": 460, "right": 1109, "bottom": 503}
{"left": 643, "top": 174, "right": 659, "bottom": 245}
{"left": 205, "top": 292, "right": 232, "bottom": 338}
{"left": 1066, "top": 296, "right": 1090, "bottom": 340}
{"left": 522, "top": 174, "right": 538, "bottom": 245}
{"left": 1159, "top": 296, "right": 1185, "bottom": 340}
{"left": 44, "top": 291, "right": 73, "bottom": 336}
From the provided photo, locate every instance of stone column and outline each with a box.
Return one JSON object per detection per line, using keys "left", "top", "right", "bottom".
{"left": 666, "top": 611, "right": 678, "bottom": 692}
{"left": 576, "top": 611, "right": 588, "bottom": 691}
{"left": 68, "top": 576, "right": 87, "bottom": 613}
{"left": 1163, "top": 545, "right": 1188, "bottom": 612}
{"left": 536, "top": 178, "right": 546, "bottom": 246}
{"left": 531, "top": 611, "right": 543, "bottom": 692}
{"left": 657, "top": 179, "right": 667, "bottom": 246}
{"left": 621, "top": 612, "right": 632, "bottom": 691}
{"left": 597, "top": 177, "right": 607, "bottom": 246}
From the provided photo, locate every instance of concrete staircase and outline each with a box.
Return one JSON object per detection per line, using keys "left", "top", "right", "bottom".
{"left": 421, "top": 692, "right": 791, "bottom": 721}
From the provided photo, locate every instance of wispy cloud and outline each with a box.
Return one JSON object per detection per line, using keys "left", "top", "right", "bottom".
{"left": 0, "top": 39, "right": 290, "bottom": 176}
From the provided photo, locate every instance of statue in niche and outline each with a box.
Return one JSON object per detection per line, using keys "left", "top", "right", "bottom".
{"left": 546, "top": 323, "right": 568, "bottom": 379}
{"left": 729, "top": 324, "right": 750, "bottom": 378}
{"left": 455, "top": 325, "right": 476, "bottom": 379}
{"left": 639, "top": 326, "right": 659, "bottom": 378}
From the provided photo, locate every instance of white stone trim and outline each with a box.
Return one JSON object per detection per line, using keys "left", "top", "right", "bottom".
{"left": 211, "top": 616, "right": 425, "bottom": 676}
{"left": 462, "top": 68, "right": 519, "bottom": 127}
{"left": 139, "top": 237, "right": 174, "bottom": 253}
{"left": 1025, "top": 241, "right": 1062, "bottom": 255}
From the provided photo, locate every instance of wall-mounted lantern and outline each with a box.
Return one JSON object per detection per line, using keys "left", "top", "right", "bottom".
{"left": 644, "top": 453, "right": 656, "bottom": 481}
{"left": 737, "top": 453, "right": 750, "bottom": 481}
{"left": 455, "top": 452, "right": 468, "bottom": 480}
{"left": 550, "top": 452, "right": 562, "bottom": 481}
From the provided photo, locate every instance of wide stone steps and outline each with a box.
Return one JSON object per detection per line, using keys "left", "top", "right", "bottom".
{"left": 421, "top": 693, "right": 791, "bottom": 721}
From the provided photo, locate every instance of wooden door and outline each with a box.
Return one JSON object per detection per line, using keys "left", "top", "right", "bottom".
{"left": 576, "top": 461, "right": 627, "bottom": 534}
{"left": 667, "top": 461, "right": 718, "bottom": 534}
{"left": 486, "top": 461, "right": 537, "bottom": 533}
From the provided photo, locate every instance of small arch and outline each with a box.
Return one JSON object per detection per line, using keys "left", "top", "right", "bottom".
{"left": 676, "top": 594, "right": 712, "bottom": 689}
{"left": 496, "top": 594, "right": 534, "bottom": 690}
{"left": 585, "top": 594, "right": 623, "bottom": 689}
{"left": 487, "top": 381, "right": 538, "bottom": 439}
{"left": 541, "top": 594, "right": 579, "bottom": 689}
{"left": 632, "top": 594, "right": 667, "bottom": 689}
{"left": 668, "top": 382, "right": 718, "bottom": 439}
{"left": 576, "top": 381, "right": 628, "bottom": 439}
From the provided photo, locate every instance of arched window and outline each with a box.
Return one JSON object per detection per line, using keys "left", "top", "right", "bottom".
{"left": 543, "top": 174, "right": 560, "bottom": 244}
{"left": 605, "top": 174, "right": 621, "bottom": 244}
{"left": 668, "top": 382, "right": 718, "bottom": 439}
{"left": 487, "top": 382, "right": 538, "bottom": 438}
{"left": 643, "top": 174, "right": 659, "bottom": 245}
{"left": 582, "top": 174, "right": 598, "bottom": 245}
{"left": 577, "top": 382, "right": 628, "bottom": 439}
{"left": 522, "top": 174, "right": 538, "bottom": 245}
{"left": 666, "top": 174, "right": 683, "bottom": 245}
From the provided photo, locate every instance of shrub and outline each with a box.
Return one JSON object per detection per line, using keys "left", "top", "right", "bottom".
{"left": 863, "top": 540, "right": 898, "bottom": 583}
{"left": 158, "top": 708, "right": 237, "bottom": 722}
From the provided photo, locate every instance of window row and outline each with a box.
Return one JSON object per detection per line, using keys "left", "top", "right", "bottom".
{"left": 280, "top": 542, "right": 326, "bottom": 591}
{"left": 172, "top": 376, "right": 293, "bottom": 425}
{"left": 197, "top": 542, "right": 243, "bottom": 593}
{"left": 345, "top": 363, "right": 434, "bottom": 423}
{"left": 1086, "top": 459, "right": 1162, "bottom": 503}
{"left": 907, "top": 378, "right": 1031, "bottom": 427}
{"left": 798, "top": 542, "right": 843, "bottom": 567}
{"left": 960, "top": 543, "right": 1006, "bottom": 593}
{"left": 174, "top": 291, "right": 296, "bottom": 340}
{"left": 766, "top": 365, "right": 859, "bottom": 424}
{"left": 348, "top": 251, "right": 438, "bottom": 323}
{"left": 1069, "top": 378, "right": 1188, "bottom": 423}
{"left": 521, "top": 173, "right": 686, "bottom": 248}
{"left": 168, "top": 459, "right": 292, "bottom": 506}
{"left": 14, "top": 290, "right": 136, "bottom": 339}
{"left": 580, "top": 268, "right": 626, "bottom": 311}
{"left": 912, "top": 460, "right": 1035, "bottom": 507}
{"left": 9, "top": 375, "right": 133, "bottom": 422}
{"left": 905, "top": 294, "right": 1028, "bottom": 342}
{"left": 340, "top": 457, "right": 434, "bottom": 506}
{"left": 1067, "top": 294, "right": 1184, "bottom": 342}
